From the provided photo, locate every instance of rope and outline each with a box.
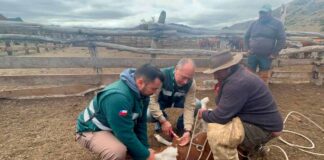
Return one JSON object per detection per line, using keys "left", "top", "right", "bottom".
{"left": 185, "top": 112, "right": 208, "bottom": 160}
{"left": 184, "top": 113, "right": 200, "bottom": 160}
{"left": 206, "top": 150, "right": 212, "bottom": 160}
{"left": 278, "top": 111, "right": 324, "bottom": 157}
{"left": 278, "top": 130, "right": 314, "bottom": 149}
{"left": 185, "top": 111, "right": 323, "bottom": 159}
{"left": 197, "top": 138, "right": 209, "bottom": 159}
{"left": 268, "top": 145, "right": 289, "bottom": 160}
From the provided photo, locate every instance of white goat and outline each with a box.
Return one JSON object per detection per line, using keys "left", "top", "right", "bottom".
{"left": 155, "top": 147, "right": 178, "bottom": 160}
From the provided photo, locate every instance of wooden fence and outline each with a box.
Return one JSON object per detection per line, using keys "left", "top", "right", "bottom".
{"left": 0, "top": 54, "right": 322, "bottom": 99}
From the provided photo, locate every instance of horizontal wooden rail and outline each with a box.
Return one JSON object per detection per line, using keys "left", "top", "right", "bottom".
{"left": 0, "top": 56, "right": 315, "bottom": 69}
{"left": 0, "top": 57, "right": 213, "bottom": 68}
{"left": 0, "top": 74, "right": 119, "bottom": 86}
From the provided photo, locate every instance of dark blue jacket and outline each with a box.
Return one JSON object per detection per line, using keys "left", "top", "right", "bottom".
{"left": 202, "top": 65, "right": 283, "bottom": 132}
{"left": 245, "top": 17, "right": 286, "bottom": 57}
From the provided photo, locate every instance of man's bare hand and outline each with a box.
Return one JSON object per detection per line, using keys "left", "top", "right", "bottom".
{"left": 161, "top": 120, "right": 172, "bottom": 136}
{"left": 198, "top": 108, "right": 207, "bottom": 119}
{"left": 147, "top": 148, "right": 155, "bottom": 160}
{"left": 178, "top": 131, "right": 190, "bottom": 146}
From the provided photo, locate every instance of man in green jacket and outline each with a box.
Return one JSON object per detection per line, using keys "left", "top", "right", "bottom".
{"left": 76, "top": 64, "right": 164, "bottom": 160}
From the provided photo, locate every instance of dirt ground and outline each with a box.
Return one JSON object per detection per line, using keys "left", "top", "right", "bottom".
{"left": 0, "top": 84, "right": 323, "bottom": 160}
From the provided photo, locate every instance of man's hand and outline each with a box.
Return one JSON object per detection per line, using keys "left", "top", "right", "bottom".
{"left": 160, "top": 120, "right": 172, "bottom": 136}
{"left": 198, "top": 108, "right": 207, "bottom": 119}
{"left": 178, "top": 131, "right": 191, "bottom": 146}
{"left": 147, "top": 148, "right": 155, "bottom": 160}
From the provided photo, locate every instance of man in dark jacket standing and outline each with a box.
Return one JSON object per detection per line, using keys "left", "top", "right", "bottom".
{"left": 244, "top": 4, "right": 286, "bottom": 85}
{"left": 198, "top": 51, "right": 283, "bottom": 160}
{"left": 76, "top": 64, "right": 164, "bottom": 160}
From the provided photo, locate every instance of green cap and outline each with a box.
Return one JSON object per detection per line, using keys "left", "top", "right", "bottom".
{"left": 259, "top": 4, "right": 272, "bottom": 13}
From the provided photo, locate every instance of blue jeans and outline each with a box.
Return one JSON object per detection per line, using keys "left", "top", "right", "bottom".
{"left": 247, "top": 54, "right": 272, "bottom": 72}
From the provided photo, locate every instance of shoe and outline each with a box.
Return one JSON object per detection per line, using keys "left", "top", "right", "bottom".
{"left": 258, "top": 145, "right": 270, "bottom": 157}
{"left": 250, "top": 145, "right": 270, "bottom": 158}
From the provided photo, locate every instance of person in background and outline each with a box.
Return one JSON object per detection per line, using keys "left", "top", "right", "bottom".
{"left": 244, "top": 4, "right": 286, "bottom": 85}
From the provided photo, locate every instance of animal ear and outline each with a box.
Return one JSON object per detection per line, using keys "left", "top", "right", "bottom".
{"left": 154, "top": 134, "right": 172, "bottom": 146}
{"left": 200, "top": 97, "right": 210, "bottom": 109}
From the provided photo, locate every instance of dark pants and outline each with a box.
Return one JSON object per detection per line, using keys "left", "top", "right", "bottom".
{"left": 239, "top": 122, "right": 274, "bottom": 154}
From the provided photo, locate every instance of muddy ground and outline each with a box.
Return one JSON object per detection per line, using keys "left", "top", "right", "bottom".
{"left": 0, "top": 84, "right": 323, "bottom": 160}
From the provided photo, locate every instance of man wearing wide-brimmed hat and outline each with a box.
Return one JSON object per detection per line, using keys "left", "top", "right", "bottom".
{"left": 198, "top": 51, "right": 283, "bottom": 160}
{"left": 244, "top": 4, "right": 286, "bottom": 85}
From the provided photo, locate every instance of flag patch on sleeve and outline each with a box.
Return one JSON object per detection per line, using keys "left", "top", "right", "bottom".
{"left": 119, "top": 110, "right": 128, "bottom": 117}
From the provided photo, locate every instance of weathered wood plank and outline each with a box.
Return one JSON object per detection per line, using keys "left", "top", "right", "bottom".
{"left": 271, "top": 71, "right": 312, "bottom": 78}
{"left": 0, "top": 84, "right": 96, "bottom": 99}
{"left": 0, "top": 71, "right": 212, "bottom": 86}
{"left": 270, "top": 71, "right": 313, "bottom": 84}
{"left": 278, "top": 59, "right": 314, "bottom": 66}
{"left": 0, "top": 57, "right": 212, "bottom": 68}
{"left": 0, "top": 74, "right": 119, "bottom": 86}
{"left": 286, "top": 32, "right": 324, "bottom": 38}
{"left": 280, "top": 45, "right": 324, "bottom": 55}
{"left": 95, "top": 42, "right": 226, "bottom": 56}
{"left": 270, "top": 78, "right": 311, "bottom": 84}
{"left": 0, "top": 34, "right": 63, "bottom": 43}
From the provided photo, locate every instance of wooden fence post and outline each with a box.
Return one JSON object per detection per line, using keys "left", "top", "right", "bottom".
{"left": 24, "top": 42, "right": 29, "bottom": 55}
{"left": 5, "top": 40, "right": 13, "bottom": 56}
{"left": 88, "top": 42, "right": 102, "bottom": 74}
{"left": 312, "top": 58, "right": 323, "bottom": 86}
{"left": 35, "top": 43, "right": 40, "bottom": 53}
{"left": 45, "top": 43, "right": 49, "bottom": 52}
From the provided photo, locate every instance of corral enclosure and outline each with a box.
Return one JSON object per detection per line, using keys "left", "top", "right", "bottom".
{"left": 1, "top": 10, "right": 324, "bottom": 160}
{"left": 0, "top": 47, "right": 323, "bottom": 160}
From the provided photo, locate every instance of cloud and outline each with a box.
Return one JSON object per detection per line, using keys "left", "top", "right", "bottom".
{"left": 0, "top": 0, "right": 293, "bottom": 28}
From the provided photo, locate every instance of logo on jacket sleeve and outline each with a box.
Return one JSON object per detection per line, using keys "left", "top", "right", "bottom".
{"left": 119, "top": 110, "right": 128, "bottom": 117}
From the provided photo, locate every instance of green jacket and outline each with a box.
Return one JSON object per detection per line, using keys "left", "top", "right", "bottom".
{"left": 158, "top": 67, "right": 192, "bottom": 109}
{"left": 76, "top": 70, "right": 150, "bottom": 160}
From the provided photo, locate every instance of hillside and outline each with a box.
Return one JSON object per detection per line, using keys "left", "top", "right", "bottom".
{"left": 0, "top": 14, "right": 24, "bottom": 22}
{"left": 227, "top": 0, "right": 324, "bottom": 32}
{"left": 0, "top": 14, "right": 7, "bottom": 20}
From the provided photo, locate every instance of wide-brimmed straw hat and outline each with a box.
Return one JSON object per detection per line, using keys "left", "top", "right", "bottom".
{"left": 203, "top": 50, "right": 243, "bottom": 74}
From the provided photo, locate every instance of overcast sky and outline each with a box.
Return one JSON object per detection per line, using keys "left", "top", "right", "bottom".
{"left": 0, "top": 0, "right": 293, "bottom": 28}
